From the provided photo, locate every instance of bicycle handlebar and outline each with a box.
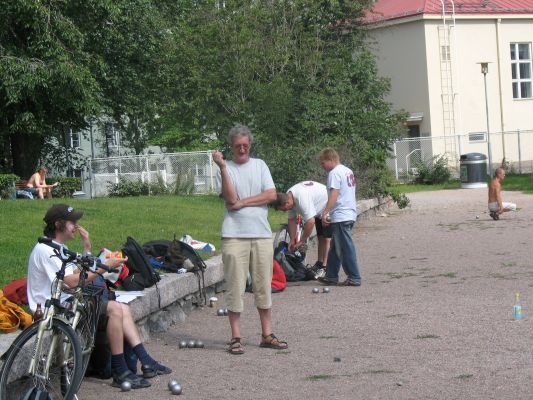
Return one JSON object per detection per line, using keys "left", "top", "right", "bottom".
{"left": 38, "top": 237, "right": 119, "bottom": 273}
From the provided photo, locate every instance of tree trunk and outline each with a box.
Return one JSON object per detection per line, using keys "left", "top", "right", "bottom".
{"left": 10, "top": 133, "right": 44, "bottom": 179}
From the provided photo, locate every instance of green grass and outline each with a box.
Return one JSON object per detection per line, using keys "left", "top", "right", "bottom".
{"left": 0, "top": 195, "right": 288, "bottom": 287}
{"left": 393, "top": 173, "right": 533, "bottom": 194}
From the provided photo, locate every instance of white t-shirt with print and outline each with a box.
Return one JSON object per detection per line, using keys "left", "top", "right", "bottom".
{"left": 327, "top": 164, "right": 357, "bottom": 223}
{"left": 287, "top": 181, "right": 328, "bottom": 223}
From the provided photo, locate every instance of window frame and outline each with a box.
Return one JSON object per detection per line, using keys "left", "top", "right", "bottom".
{"left": 510, "top": 42, "right": 533, "bottom": 100}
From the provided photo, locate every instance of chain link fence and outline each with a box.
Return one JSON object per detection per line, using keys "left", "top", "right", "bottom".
{"left": 84, "top": 151, "right": 219, "bottom": 197}
{"left": 388, "top": 129, "right": 533, "bottom": 182}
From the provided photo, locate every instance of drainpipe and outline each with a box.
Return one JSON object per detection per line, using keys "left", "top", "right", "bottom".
{"left": 495, "top": 18, "right": 506, "bottom": 161}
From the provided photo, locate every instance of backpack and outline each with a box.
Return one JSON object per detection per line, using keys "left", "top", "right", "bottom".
{"left": 143, "top": 237, "right": 207, "bottom": 305}
{"left": 0, "top": 289, "right": 33, "bottom": 333}
{"left": 2, "top": 277, "right": 28, "bottom": 305}
{"left": 121, "top": 236, "right": 161, "bottom": 291}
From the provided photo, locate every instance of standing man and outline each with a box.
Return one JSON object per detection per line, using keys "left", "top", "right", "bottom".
{"left": 272, "top": 181, "right": 331, "bottom": 277}
{"left": 28, "top": 204, "right": 171, "bottom": 389}
{"left": 213, "top": 124, "right": 288, "bottom": 355}
{"left": 317, "top": 148, "right": 361, "bottom": 287}
{"left": 488, "top": 167, "right": 517, "bottom": 220}
{"left": 26, "top": 166, "right": 59, "bottom": 199}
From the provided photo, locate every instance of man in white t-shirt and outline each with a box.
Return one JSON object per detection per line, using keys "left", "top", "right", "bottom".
{"left": 213, "top": 124, "right": 288, "bottom": 355}
{"left": 273, "top": 181, "right": 331, "bottom": 276}
{"left": 28, "top": 204, "right": 171, "bottom": 389}
{"left": 317, "top": 148, "right": 361, "bottom": 287}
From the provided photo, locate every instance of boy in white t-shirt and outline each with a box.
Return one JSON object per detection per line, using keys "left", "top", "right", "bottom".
{"left": 317, "top": 148, "right": 361, "bottom": 286}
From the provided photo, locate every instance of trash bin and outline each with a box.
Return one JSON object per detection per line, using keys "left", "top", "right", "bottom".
{"left": 460, "top": 153, "right": 487, "bottom": 189}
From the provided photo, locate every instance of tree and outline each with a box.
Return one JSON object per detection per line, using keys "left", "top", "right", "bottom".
{"left": 161, "top": 0, "right": 406, "bottom": 195}
{"left": 0, "top": 0, "right": 103, "bottom": 176}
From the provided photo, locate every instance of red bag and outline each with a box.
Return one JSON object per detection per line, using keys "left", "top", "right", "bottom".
{"left": 271, "top": 259, "right": 287, "bottom": 292}
{"left": 2, "top": 278, "right": 28, "bottom": 305}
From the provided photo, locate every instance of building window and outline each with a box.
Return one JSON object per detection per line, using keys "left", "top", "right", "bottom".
{"left": 70, "top": 131, "right": 80, "bottom": 148}
{"left": 104, "top": 123, "right": 119, "bottom": 147}
{"left": 510, "top": 43, "right": 532, "bottom": 99}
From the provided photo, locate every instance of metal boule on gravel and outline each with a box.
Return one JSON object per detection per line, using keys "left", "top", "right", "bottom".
{"left": 168, "top": 379, "right": 179, "bottom": 390}
{"left": 334, "top": 357, "right": 341, "bottom": 362}
{"left": 209, "top": 296, "right": 218, "bottom": 307}
{"left": 120, "top": 381, "right": 132, "bottom": 392}
{"left": 170, "top": 383, "right": 182, "bottom": 395}
{"left": 217, "top": 308, "right": 225, "bottom": 316}
{"left": 312, "top": 288, "right": 319, "bottom": 293}
{"left": 195, "top": 340, "right": 204, "bottom": 348}
{"left": 187, "top": 340, "right": 196, "bottom": 348}
{"left": 224, "top": 308, "right": 229, "bottom": 316}
{"left": 323, "top": 287, "right": 330, "bottom": 293}
{"left": 179, "top": 340, "right": 187, "bottom": 349}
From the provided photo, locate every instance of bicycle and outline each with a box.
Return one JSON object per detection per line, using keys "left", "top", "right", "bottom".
{"left": 0, "top": 237, "right": 115, "bottom": 400}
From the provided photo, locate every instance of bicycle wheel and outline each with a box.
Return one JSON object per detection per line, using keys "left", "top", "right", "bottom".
{"left": 0, "top": 319, "right": 83, "bottom": 400}
{"left": 73, "top": 297, "right": 99, "bottom": 382}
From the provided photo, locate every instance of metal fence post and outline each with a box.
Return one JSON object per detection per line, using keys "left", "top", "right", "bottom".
{"left": 517, "top": 129, "right": 522, "bottom": 174}
{"left": 393, "top": 142, "right": 398, "bottom": 180}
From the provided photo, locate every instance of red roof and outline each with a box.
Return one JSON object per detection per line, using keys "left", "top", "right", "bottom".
{"left": 364, "top": 0, "right": 533, "bottom": 24}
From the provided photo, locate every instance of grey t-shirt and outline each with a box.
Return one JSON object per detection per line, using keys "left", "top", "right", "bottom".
{"left": 217, "top": 158, "right": 275, "bottom": 238}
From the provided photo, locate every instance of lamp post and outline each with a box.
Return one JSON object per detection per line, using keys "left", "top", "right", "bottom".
{"left": 478, "top": 62, "right": 492, "bottom": 175}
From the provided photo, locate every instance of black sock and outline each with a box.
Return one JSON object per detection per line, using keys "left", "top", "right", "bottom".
{"left": 132, "top": 344, "right": 156, "bottom": 366}
{"left": 111, "top": 354, "right": 130, "bottom": 376}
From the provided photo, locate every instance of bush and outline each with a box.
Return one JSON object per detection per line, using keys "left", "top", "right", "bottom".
{"left": 149, "top": 174, "right": 172, "bottom": 196}
{"left": 48, "top": 176, "right": 81, "bottom": 198}
{"left": 0, "top": 174, "right": 20, "bottom": 199}
{"left": 108, "top": 179, "right": 150, "bottom": 197}
{"left": 413, "top": 155, "right": 451, "bottom": 184}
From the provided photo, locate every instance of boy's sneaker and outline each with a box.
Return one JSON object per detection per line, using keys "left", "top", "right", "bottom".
{"left": 317, "top": 276, "right": 338, "bottom": 285}
{"left": 314, "top": 268, "right": 326, "bottom": 279}
{"left": 490, "top": 211, "right": 499, "bottom": 220}
{"left": 111, "top": 371, "right": 151, "bottom": 389}
{"left": 338, "top": 279, "right": 361, "bottom": 287}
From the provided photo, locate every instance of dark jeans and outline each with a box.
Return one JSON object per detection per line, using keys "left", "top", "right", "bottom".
{"left": 325, "top": 221, "right": 361, "bottom": 282}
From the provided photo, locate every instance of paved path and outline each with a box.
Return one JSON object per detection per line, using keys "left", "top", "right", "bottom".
{"left": 75, "top": 188, "right": 533, "bottom": 399}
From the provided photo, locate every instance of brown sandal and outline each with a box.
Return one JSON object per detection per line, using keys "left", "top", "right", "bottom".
{"left": 227, "top": 337, "right": 244, "bottom": 355}
{"left": 260, "top": 333, "right": 288, "bottom": 350}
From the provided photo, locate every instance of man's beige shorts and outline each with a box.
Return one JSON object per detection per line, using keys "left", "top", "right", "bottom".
{"left": 222, "top": 238, "right": 273, "bottom": 313}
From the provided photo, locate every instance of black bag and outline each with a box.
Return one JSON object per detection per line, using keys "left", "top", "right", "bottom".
{"left": 122, "top": 236, "right": 161, "bottom": 291}
{"left": 274, "top": 241, "right": 313, "bottom": 282}
{"left": 143, "top": 237, "right": 207, "bottom": 305}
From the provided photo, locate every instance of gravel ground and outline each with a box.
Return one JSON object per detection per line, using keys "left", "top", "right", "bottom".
{"left": 78, "top": 188, "right": 533, "bottom": 400}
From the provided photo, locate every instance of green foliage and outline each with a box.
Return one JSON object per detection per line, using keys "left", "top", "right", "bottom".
{"left": 0, "top": 173, "right": 20, "bottom": 199}
{"left": 148, "top": 174, "right": 172, "bottom": 196}
{"left": 413, "top": 155, "right": 451, "bottom": 184}
{"left": 389, "top": 190, "right": 411, "bottom": 209}
{"left": 108, "top": 178, "right": 149, "bottom": 197}
{"left": 47, "top": 176, "right": 81, "bottom": 198}
{"left": 173, "top": 171, "right": 196, "bottom": 195}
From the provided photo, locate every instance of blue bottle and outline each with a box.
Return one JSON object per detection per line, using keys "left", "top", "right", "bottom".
{"left": 513, "top": 292, "right": 523, "bottom": 320}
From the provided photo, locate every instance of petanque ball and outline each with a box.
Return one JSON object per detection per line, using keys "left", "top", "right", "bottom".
{"left": 323, "top": 287, "right": 330, "bottom": 293}
{"left": 170, "top": 383, "right": 182, "bottom": 395}
{"left": 120, "top": 381, "right": 132, "bottom": 392}
{"left": 224, "top": 308, "right": 229, "bottom": 316}
{"left": 312, "top": 288, "right": 319, "bottom": 294}
{"left": 195, "top": 340, "right": 204, "bottom": 348}
{"left": 187, "top": 340, "right": 196, "bottom": 348}
{"left": 179, "top": 340, "right": 187, "bottom": 349}
{"left": 168, "top": 379, "right": 179, "bottom": 390}
{"left": 217, "top": 308, "right": 225, "bottom": 316}
{"left": 476, "top": 215, "right": 480, "bottom": 219}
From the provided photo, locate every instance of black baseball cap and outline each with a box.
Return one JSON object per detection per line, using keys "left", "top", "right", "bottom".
{"left": 44, "top": 204, "right": 84, "bottom": 224}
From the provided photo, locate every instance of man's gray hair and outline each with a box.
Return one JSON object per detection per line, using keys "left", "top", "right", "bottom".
{"left": 228, "top": 124, "right": 253, "bottom": 144}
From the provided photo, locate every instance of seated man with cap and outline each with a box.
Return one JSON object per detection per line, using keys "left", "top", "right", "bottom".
{"left": 27, "top": 204, "right": 171, "bottom": 389}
